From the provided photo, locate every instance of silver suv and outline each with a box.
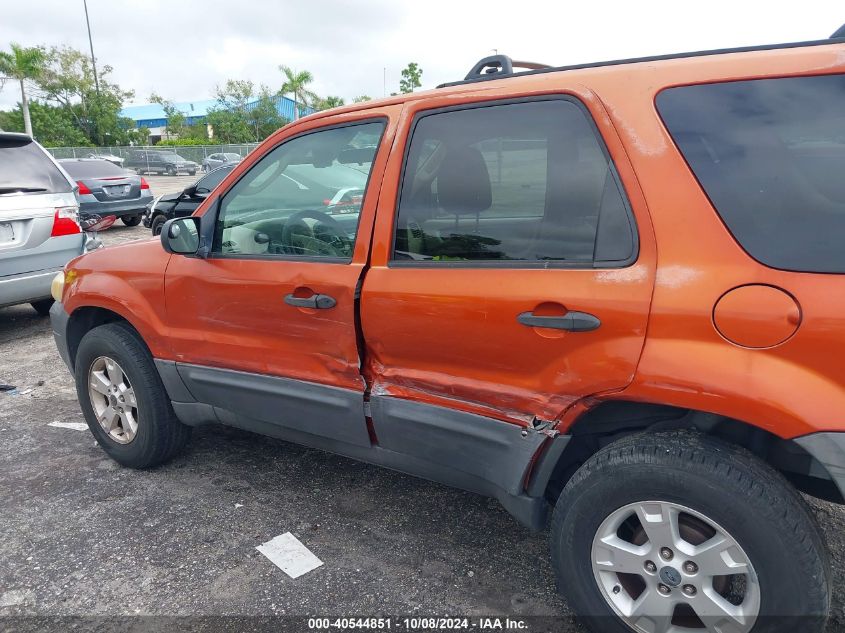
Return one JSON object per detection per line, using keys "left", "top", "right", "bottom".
{"left": 0, "top": 133, "right": 85, "bottom": 315}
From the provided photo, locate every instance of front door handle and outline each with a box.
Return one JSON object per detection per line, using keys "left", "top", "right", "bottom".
{"left": 284, "top": 293, "right": 336, "bottom": 309}
{"left": 517, "top": 310, "right": 601, "bottom": 332}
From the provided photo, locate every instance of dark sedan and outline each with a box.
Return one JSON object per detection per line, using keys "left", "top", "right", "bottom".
{"left": 59, "top": 159, "right": 153, "bottom": 226}
{"left": 143, "top": 163, "right": 235, "bottom": 235}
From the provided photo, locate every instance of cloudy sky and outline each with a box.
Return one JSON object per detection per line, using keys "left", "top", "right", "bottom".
{"left": 0, "top": 0, "right": 842, "bottom": 110}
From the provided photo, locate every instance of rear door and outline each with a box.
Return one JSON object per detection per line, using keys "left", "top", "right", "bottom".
{"left": 362, "top": 88, "right": 656, "bottom": 427}
{"left": 163, "top": 107, "right": 400, "bottom": 444}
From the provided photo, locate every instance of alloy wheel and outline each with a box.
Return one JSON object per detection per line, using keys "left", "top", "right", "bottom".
{"left": 87, "top": 356, "right": 139, "bottom": 444}
{"left": 591, "top": 501, "right": 760, "bottom": 633}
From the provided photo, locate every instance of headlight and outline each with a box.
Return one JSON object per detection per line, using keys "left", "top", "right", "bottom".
{"left": 50, "top": 271, "right": 65, "bottom": 302}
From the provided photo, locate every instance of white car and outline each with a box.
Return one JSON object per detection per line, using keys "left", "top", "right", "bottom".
{"left": 0, "top": 133, "right": 85, "bottom": 315}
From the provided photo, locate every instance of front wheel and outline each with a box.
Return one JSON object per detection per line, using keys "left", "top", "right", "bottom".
{"left": 74, "top": 322, "right": 191, "bottom": 468}
{"left": 150, "top": 214, "right": 166, "bottom": 236}
{"left": 30, "top": 298, "right": 54, "bottom": 316}
{"left": 166, "top": 166, "right": 176, "bottom": 176}
{"left": 551, "top": 430, "right": 830, "bottom": 633}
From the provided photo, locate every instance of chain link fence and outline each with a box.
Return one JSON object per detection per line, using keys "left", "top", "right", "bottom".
{"left": 46, "top": 144, "right": 262, "bottom": 165}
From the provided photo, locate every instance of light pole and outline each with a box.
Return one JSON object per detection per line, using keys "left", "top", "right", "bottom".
{"left": 83, "top": 0, "right": 100, "bottom": 96}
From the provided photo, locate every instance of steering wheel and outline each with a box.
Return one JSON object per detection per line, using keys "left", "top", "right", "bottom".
{"left": 281, "top": 209, "right": 352, "bottom": 256}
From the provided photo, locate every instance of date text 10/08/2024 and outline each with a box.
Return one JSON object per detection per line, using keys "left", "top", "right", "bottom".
{"left": 307, "top": 618, "right": 529, "bottom": 630}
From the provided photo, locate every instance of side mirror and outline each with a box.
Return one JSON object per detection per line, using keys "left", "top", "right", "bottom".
{"left": 161, "top": 217, "right": 201, "bottom": 255}
{"left": 182, "top": 185, "right": 198, "bottom": 198}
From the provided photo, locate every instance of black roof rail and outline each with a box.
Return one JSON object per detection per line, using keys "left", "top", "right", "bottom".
{"left": 446, "top": 55, "right": 552, "bottom": 87}
{"left": 439, "top": 30, "right": 845, "bottom": 90}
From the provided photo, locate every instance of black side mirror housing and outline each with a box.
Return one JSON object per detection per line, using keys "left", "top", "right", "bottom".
{"left": 182, "top": 185, "right": 198, "bottom": 198}
{"left": 161, "top": 217, "right": 202, "bottom": 256}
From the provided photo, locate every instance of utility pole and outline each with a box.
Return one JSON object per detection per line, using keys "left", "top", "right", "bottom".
{"left": 83, "top": 0, "right": 100, "bottom": 96}
{"left": 83, "top": 0, "right": 101, "bottom": 144}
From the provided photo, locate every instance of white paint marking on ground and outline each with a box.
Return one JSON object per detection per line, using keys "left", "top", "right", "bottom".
{"left": 235, "top": 503, "right": 244, "bottom": 509}
{"left": 48, "top": 421, "right": 89, "bottom": 431}
{"left": 256, "top": 532, "right": 323, "bottom": 579}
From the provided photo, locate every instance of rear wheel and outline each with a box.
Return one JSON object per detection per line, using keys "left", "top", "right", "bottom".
{"left": 74, "top": 322, "right": 191, "bottom": 468}
{"left": 551, "top": 430, "right": 830, "bottom": 633}
{"left": 121, "top": 215, "right": 142, "bottom": 227}
{"left": 150, "top": 214, "right": 166, "bottom": 236}
{"left": 30, "top": 298, "right": 54, "bottom": 316}
{"left": 188, "top": 170, "right": 196, "bottom": 176}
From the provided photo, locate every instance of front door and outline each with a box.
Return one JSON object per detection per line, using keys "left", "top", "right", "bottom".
{"left": 362, "top": 91, "right": 656, "bottom": 427}
{"left": 163, "top": 110, "right": 398, "bottom": 444}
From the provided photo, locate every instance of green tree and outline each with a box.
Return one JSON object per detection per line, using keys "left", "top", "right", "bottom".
{"left": 149, "top": 93, "right": 186, "bottom": 139}
{"left": 0, "top": 100, "right": 89, "bottom": 146}
{"left": 208, "top": 79, "right": 287, "bottom": 143}
{"left": 399, "top": 62, "right": 423, "bottom": 94}
{"left": 247, "top": 87, "right": 288, "bottom": 140}
{"left": 352, "top": 95, "right": 372, "bottom": 103}
{"left": 0, "top": 43, "right": 47, "bottom": 137}
{"left": 315, "top": 95, "right": 345, "bottom": 111}
{"left": 279, "top": 65, "right": 317, "bottom": 120}
{"left": 36, "top": 46, "right": 135, "bottom": 145}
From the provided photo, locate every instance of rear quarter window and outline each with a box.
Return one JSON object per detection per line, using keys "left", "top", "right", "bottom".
{"left": 656, "top": 74, "right": 845, "bottom": 273}
{"left": 0, "top": 137, "right": 72, "bottom": 195}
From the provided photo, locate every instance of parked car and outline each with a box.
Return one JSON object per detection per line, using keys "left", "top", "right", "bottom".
{"left": 201, "top": 152, "right": 241, "bottom": 172}
{"left": 59, "top": 159, "right": 153, "bottom": 227}
{"left": 0, "top": 132, "right": 85, "bottom": 315}
{"left": 51, "top": 29, "right": 845, "bottom": 632}
{"left": 125, "top": 150, "right": 198, "bottom": 176}
{"left": 143, "top": 163, "right": 235, "bottom": 236}
{"left": 85, "top": 152, "right": 125, "bottom": 167}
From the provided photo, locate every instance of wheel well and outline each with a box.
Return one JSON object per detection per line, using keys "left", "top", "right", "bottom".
{"left": 66, "top": 307, "right": 134, "bottom": 370}
{"left": 543, "top": 400, "right": 843, "bottom": 505}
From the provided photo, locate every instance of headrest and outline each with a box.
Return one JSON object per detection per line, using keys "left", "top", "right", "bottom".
{"left": 436, "top": 146, "right": 492, "bottom": 215}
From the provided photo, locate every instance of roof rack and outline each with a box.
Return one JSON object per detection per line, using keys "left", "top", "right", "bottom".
{"left": 439, "top": 26, "right": 845, "bottom": 90}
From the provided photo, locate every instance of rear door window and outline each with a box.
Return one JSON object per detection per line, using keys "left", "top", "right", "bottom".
{"left": 0, "top": 137, "right": 72, "bottom": 194}
{"left": 657, "top": 74, "right": 845, "bottom": 273}
{"left": 392, "top": 99, "right": 636, "bottom": 266}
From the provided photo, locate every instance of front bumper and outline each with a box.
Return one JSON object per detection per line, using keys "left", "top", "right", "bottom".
{"left": 795, "top": 432, "right": 845, "bottom": 500}
{"left": 50, "top": 300, "right": 73, "bottom": 371}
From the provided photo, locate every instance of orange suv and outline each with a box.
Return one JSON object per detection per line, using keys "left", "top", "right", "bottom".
{"left": 50, "top": 28, "right": 845, "bottom": 633}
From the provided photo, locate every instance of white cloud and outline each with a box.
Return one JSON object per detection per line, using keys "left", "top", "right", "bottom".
{"left": 0, "top": 0, "right": 842, "bottom": 110}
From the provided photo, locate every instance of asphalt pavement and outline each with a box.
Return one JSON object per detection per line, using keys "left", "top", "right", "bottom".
{"left": 2, "top": 176, "right": 845, "bottom": 630}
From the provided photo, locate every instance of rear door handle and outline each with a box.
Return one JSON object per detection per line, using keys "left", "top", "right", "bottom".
{"left": 284, "top": 293, "right": 336, "bottom": 309}
{"left": 517, "top": 310, "right": 601, "bottom": 332}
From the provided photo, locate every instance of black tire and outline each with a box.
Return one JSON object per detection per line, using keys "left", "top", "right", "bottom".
{"left": 150, "top": 214, "right": 166, "bottom": 236}
{"left": 74, "top": 322, "right": 191, "bottom": 468}
{"left": 30, "top": 298, "right": 54, "bottom": 316}
{"left": 121, "top": 214, "right": 142, "bottom": 227}
{"left": 166, "top": 166, "right": 176, "bottom": 176}
{"left": 551, "top": 430, "right": 830, "bottom": 633}
{"left": 188, "top": 170, "right": 196, "bottom": 176}
{"left": 135, "top": 168, "right": 143, "bottom": 175}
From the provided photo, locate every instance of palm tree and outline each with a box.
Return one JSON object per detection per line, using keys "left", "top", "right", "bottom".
{"left": 279, "top": 65, "right": 318, "bottom": 120}
{"left": 0, "top": 43, "right": 46, "bottom": 137}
